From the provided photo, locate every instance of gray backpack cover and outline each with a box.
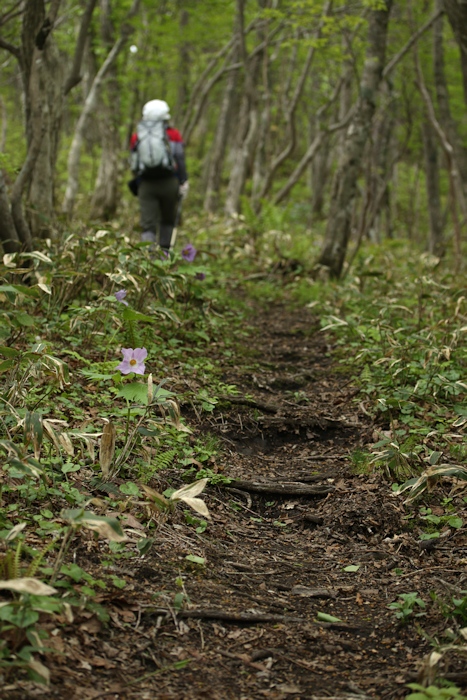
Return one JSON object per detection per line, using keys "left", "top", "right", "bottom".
{"left": 132, "top": 120, "right": 173, "bottom": 174}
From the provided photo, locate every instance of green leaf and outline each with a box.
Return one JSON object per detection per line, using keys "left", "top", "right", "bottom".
{"left": 0, "top": 346, "right": 20, "bottom": 357}
{"left": 61, "top": 462, "right": 80, "bottom": 474}
{"left": 14, "top": 312, "right": 36, "bottom": 327}
{"left": 81, "top": 368, "right": 115, "bottom": 381}
{"left": 0, "top": 359, "right": 15, "bottom": 373}
{"left": 122, "top": 307, "right": 155, "bottom": 323}
{"left": 116, "top": 382, "right": 148, "bottom": 404}
{"left": 19, "top": 251, "right": 53, "bottom": 264}
{"left": 0, "top": 606, "right": 39, "bottom": 628}
{"left": 0, "top": 284, "right": 39, "bottom": 297}
{"left": 447, "top": 517, "right": 463, "bottom": 529}
{"left": 316, "top": 612, "right": 343, "bottom": 623}
{"left": 136, "top": 538, "right": 154, "bottom": 555}
{"left": 119, "top": 482, "right": 141, "bottom": 497}
{"left": 185, "top": 555, "right": 205, "bottom": 565}
{"left": 111, "top": 577, "right": 127, "bottom": 589}
{"left": 5, "top": 458, "right": 43, "bottom": 479}
{"left": 343, "top": 565, "right": 360, "bottom": 572}
{"left": 62, "top": 509, "right": 127, "bottom": 541}
{"left": 60, "top": 563, "right": 87, "bottom": 582}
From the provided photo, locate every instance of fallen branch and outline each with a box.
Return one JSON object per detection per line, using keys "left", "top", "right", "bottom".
{"left": 302, "top": 514, "right": 324, "bottom": 525}
{"left": 144, "top": 607, "right": 302, "bottom": 623}
{"left": 226, "top": 480, "right": 334, "bottom": 496}
{"left": 258, "top": 414, "right": 359, "bottom": 430}
{"left": 218, "top": 395, "right": 279, "bottom": 413}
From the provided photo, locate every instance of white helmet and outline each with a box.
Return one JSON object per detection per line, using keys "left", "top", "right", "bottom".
{"left": 142, "top": 99, "right": 171, "bottom": 121}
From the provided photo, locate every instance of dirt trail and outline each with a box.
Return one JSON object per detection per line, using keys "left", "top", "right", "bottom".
{"left": 6, "top": 303, "right": 467, "bottom": 700}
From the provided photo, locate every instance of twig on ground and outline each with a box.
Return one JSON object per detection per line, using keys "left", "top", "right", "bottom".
{"left": 226, "top": 479, "right": 334, "bottom": 496}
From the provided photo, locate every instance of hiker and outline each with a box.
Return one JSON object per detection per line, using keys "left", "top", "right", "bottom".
{"left": 129, "top": 99, "right": 189, "bottom": 251}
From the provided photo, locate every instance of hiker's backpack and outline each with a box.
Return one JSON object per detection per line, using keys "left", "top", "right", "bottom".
{"left": 131, "top": 119, "right": 174, "bottom": 175}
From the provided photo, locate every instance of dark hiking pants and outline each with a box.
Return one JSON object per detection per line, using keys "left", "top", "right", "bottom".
{"left": 138, "top": 176, "right": 180, "bottom": 249}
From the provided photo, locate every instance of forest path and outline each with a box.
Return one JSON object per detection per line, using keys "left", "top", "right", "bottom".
{"left": 6, "top": 302, "right": 465, "bottom": 700}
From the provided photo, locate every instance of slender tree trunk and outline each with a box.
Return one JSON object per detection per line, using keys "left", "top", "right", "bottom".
{"left": 443, "top": 0, "right": 467, "bottom": 105}
{"left": 90, "top": 114, "right": 120, "bottom": 220}
{"left": 0, "top": 97, "right": 7, "bottom": 152}
{"left": 224, "top": 87, "right": 259, "bottom": 216}
{"left": 336, "top": 47, "right": 353, "bottom": 163}
{"left": 307, "top": 77, "right": 330, "bottom": 219}
{"left": 365, "top": 83, "right": 395, "bottom": 241}
{"left": 174, "top": 7, "right": 190, "bottom": 124}
{"left": 20, "top": 0, "right": 97, "bottom": 237}
{"left": 0, "top": 172, "right": 21, "bottom": 254}
{"left": 23, "top": 3, "right": 64, "bottom": 238}
{"left": 62, "top": 35, "right": 128, "bottom": 217}
{"left": 61, "top": 0, "right": 140, "bottom": 217}
{"left": 256, "top": 2, "right": 333, "bottom": 206}
{"left": 224, "top": 0, "right": 261, "bottom": 216}
{"left": 421, "top": 119, "right": 444, "bottom": 256}
{"left": 415, "top": 49, "right": 467, "bottom": 262}
{"left": 316, "top": 0, "right": 393, "bottom": 279}
{"left": 203, "top": 63, "right": 239, "bottom": 213}
{"left": 251, "top": 17, "right": 272, "bottom": 211}
{"left": 91, "top": 0, "right": 121, "bottom": 220}
{"left": 273, "top": 103, "right": 353, "bottom": 206}
{"left": 433, "top": 2, "right": 467, "bottom": 187}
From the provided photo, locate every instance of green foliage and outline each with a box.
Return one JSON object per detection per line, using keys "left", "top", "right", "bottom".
{"left": 388, "top": 592, "right": 426, "bottom": 621}
{"left": 405, "top": 685, "right": 467, "bottom": 700}
{"left": 0, "top": 222, "right": 239, "bottom": 682}
{"left": 184, "top": 511, "right": 208, "bottom": 533}
{"left": 295, "top": 243, "right": 467, "bottom": 483}
{"left": 430, "top": 589, "right": 467, "bottom": 626}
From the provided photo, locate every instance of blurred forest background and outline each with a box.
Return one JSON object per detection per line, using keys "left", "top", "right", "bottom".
{"left": 1, "top": 0, "right": 466, "bottom": 277}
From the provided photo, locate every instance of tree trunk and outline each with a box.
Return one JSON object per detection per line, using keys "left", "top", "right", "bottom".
{"left": 91, "top": 0, "right": 121, "bottom": 220}
{"left": 421, "top": 119, "right": 444, "bottom": 257}
{"left": 203, "top": 62, "right": 238, "bottom": 213}
{"left": 364, "top": 83, "right": 395, "bottom": 242}
{"left": 20, "top": 0, "right": 98, "bottom": 238}
{"left": 307, "top": 77, "right": 330, "bottom": 220}
{"left": 251, "top": 16, "right": 272, "bottom": 211}
{"left": 224, "top": 88, "right": 259, "bottom": 216}
{"left": 90, "top": 113, "right": 120, "bottom": 220}
{"left": 62, "top": 36, "right": 127, "bottom": 217}
{"left": 443, "top": 0, "right": 467, "bottom": 105}
{"left": 22, "top": 1, "right": 64, "bottom": 238}
{"left": 0, "top": 171, "right": 21, "bottom": 255}
{"left": 316, "top": 0, "right": 393, "bottom": 279}
{"left": 174, "top": 8, "right": 190, "bottom": 124}
{"left": 256, "top": 2, "right": 332, "bottom": 206}
{"left": 224, "top": 0, "right": 261, "bottom": 216}
{"left": 433, "top": 2, "right": 467, "bottom": 187}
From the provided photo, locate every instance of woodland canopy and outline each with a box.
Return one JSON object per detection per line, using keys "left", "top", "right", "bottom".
{"left": 0, "top": 0, "right": 466, "bottom": 276}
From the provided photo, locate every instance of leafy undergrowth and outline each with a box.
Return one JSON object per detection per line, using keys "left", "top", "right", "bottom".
{"left": 0, "top": 227, "right": 242, "bottom": 683}
{"left": 289, "top": 242, "right": 467, "bottom": 496}
{"left": 0, "top": 216, "right": 466, "bottom": 696}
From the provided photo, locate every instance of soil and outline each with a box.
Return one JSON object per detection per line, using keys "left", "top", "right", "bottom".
{"left": 3, "top": 303, "right": 467, "bottom": 700}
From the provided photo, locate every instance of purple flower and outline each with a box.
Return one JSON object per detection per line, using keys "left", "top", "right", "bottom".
{"left": 195, "top": 272, "right": 206, "bottom": 281}
{"left": 114, "top": 289, "right": 128, "bottom": 306}
{"left": 116, "top": 348, "right": 147, "bottom": 375}
{"left": 181, "top": 244, "right": 197, "bottom": 262}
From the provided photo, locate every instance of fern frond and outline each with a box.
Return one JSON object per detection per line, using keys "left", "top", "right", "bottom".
{"left": 124, "top": 318, "right": 142, "bottom": 349}
{"left": 155, "top": 449, "right": 177, "bottom": 471}
{"left": 141, "top": 449, "right": 177, "bottom": 483}
{"left": 12, "top": 540, "right": 22, "bottom": 579}
{"left": 26, "top": 540, "right": 56, "bottom": 578}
